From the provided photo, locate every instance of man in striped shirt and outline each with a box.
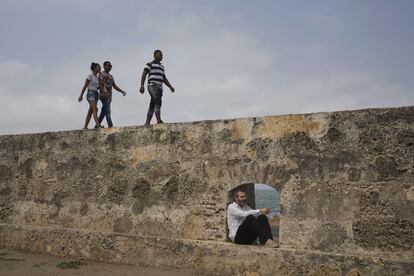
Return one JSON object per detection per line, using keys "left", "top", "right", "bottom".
{"left": 139, "top": 49, "right": 175, "bottom": 125}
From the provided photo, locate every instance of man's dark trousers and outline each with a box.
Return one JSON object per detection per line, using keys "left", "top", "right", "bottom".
{"left": 234, "top": 214, "right": 273, "bottom": 245}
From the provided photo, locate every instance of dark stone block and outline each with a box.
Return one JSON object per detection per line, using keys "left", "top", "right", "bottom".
{"left": 398, "top": 131, "right": 414, "bottom": 148}
{"left": 132, "top": 201, "right": 144, "bottom": 214}
{"left": 325, "top": 151, "right": 358, "bottom": 175}
{"left": 0, "top": 205, "right": 12, "bottom": 221}
{"left": 246, "top": 137, "right": 273, "bottom": 161}
{"left": 38, "top": 132, "right": 56, "bottom": 150}
{"left": 105, "top": 134, "right": 116, "bottom": 150}
{"left": 0, "top": 187, "right": 11, "bottom": 197}
{"left": 79, "top": 202, "right": 88, "bottom": 216}
{"left": 358, "top": 190, "right": 393, "bottom": 217}
{"left": 163, "top": 176, "right": 179, "bottom": 199}
{"left": 113, "top": 216, "right": 133, "bottom": 233}
{"left": 374, "top": 156, "right": 406, "bottom": 181}
{"left": 51, "top": 192, "right": 64, "bottom": 208}
{"left": 348, "top": 167, "right": 361, "bottom": 182}
{"left": 326, "top": 127, "right": 343, "bottom": 142}
{"left": 289, "top": 151, "right": 357, "bottom": 180}
{"left": 59, "top": 141, "right": 71, "bottom": 150}
{"left": 358, "top": 127, "right": 386, "bottom": 154}
{"left": 132, "top": 178, "right": 151, "bottom": 200}
{"left": 200, "top": 139, "right": 212, "bottom": 154}
{"left": 377, "top": 107, "right": 414, "bottom": 124}
{"left": 18, "top": 158, "right": 34, "bottom": 179}
{"left": 107, "top": 177, "right": 128, "bottom": 204}
{"left": 289, "top": 181, "right": 352, "bottom": 221}
{"left": 0, "top": 165, "right": 12, "bottom": 180}
{"left": 219, "top": 129, "right": 232, "bottom": 141}
{"left": 17, "top": 183, "right": 27, "bottom": 198}
{"left": 280, "top": 131, "right": 319, "bottom": 154}
{"left": 353, "top": 218, "right": 414, "bottom": 251}
{"left": 66, "top": 156, "right": 80, "bottom": 171}
{"left": 151, "top": 129, "right": 176, "bottom": 145}
{"left": 261, "top": 164, "right": 293, "bottom": 190}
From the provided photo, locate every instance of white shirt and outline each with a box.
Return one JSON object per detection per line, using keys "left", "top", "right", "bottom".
{"left": 227, "top": 202, "right": 260, "bottom": 242}
{"left": 87, "top": 74, "right": 99, "bottom": 91}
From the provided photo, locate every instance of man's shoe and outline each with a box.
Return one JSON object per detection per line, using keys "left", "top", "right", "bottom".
{"left": 251, "top": 239, "right": 261, "bottom": 245}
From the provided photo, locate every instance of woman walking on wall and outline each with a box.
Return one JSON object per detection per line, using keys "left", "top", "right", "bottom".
{"left": 78, "top": 63, "right": 102, "bottom": 129}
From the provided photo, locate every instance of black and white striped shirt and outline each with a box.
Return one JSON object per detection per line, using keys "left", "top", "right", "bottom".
{"left": 144, "top": 61, "right": 165, "bottom": 87}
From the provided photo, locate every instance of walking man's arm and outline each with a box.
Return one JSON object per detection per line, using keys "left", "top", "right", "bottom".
{"left": 139, "top": 69, "right": 149, "bottom": 94}
{"left": 164, "top": 77, "right": 175, "bottom": 93}
{"left": 112, "top": 80, "right": 126, "bottom": 96}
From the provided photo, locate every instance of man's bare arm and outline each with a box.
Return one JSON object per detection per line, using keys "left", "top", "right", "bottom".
{"left": 139, "top": 69, "right": 149, "bottom": 94}
{"left": 163, "top": 77, "right": 175, "bottom": 92}
{"left": 112, "top": 80, "right": 125, "bottom": 94}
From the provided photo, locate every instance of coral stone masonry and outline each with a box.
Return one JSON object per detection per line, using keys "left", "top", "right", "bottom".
{"left": 0, "top": 106, "right": 413, "bottom": 275}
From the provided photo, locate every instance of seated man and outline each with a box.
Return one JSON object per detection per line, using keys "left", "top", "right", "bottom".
{"left": 227, "top": 189, "right": 275, "bottom": 246}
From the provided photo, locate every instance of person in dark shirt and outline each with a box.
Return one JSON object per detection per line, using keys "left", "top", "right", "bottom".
{"left": 98, "top": 61, "right": 126, "bottom": 128}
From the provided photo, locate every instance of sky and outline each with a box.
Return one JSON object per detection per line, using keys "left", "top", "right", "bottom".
{"left": 0, "top": 0, "right": 413, "bottom": 135}
{"left": 255, "top": 184, "right": 276, "bottom": 191}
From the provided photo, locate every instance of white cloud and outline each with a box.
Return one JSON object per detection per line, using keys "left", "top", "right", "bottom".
{"left": 310, "top": 15, "right": 341, "bottom": 25}
{"left": 0, "top": 2, "right": 412, "bottom": 135}
{"left": 0, "top": 0, "right": 101, "bottom": 10}
{"left": 0, "top": 60, "right": 30, "bottom": 75}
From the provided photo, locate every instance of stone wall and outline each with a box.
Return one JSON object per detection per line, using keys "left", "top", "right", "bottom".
{"left": 0, "top": 106, "right": 413, "bottom": 274}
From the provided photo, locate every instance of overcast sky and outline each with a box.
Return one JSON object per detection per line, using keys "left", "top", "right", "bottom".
{"left": 0, "top": 0, "right": 413, "bottom": 135}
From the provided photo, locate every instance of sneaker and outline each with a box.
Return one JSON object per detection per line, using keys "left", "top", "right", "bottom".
{"left": 252, "top": 239, "right": 261, "bottom": 245}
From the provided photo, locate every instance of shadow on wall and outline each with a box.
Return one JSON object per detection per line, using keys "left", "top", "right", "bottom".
{"left": 226, "top": 183, "right": 280, "bottom": 241}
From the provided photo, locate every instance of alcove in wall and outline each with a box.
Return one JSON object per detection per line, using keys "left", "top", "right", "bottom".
{"left": 226, "top": 183, "right": 280, "bottom": 242}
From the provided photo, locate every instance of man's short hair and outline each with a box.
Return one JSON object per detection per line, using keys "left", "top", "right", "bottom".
{"left": 153, "top": 49, "right": 162, "bottom": 56}
{"left": 103, "top": 61, "right": 111, "bottom": 66}
{"left": 234, "top": 189, "right": 246, "bottom": 199}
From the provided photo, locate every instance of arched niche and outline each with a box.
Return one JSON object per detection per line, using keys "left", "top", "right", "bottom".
{"left": 225, "top": 182, "right": 281, "bottom": 243}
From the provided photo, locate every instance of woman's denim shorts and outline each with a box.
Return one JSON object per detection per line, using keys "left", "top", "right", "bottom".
{"left": 86, "top": 89, "right": 99, "bottom": 103}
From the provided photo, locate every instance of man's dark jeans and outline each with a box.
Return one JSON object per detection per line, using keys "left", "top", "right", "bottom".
{"left": 98, "top": 98, "right": 113, "bottom": 127}
{"left": 234, "top": 214, "right": 273, "bottom": 245}
{"left": 147, "top": 84, "right": 163, "bottom": 116}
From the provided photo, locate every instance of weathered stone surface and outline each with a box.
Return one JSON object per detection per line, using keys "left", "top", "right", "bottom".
{"left": 0, "top": 164, "right": 12, "bottom": 181}
{"left": 182, "top": 213, "right": 206, "bottom": 240}
{"left": 113, "top": 216, "right": 133, "bottom": 233}
{"left": 1, "top": 223, "right": 413, "bottom": 276}
{"left": 0, "top": 106, "right": 413, "bottom": 274}
{"left": 79, "top": 202, "right": 88, "bottom": 216}
{"left": 353, "top": 218, "right": 414, "bottom": 251}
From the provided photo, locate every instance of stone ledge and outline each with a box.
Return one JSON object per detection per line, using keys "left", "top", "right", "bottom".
{"left": 0, "top": 223, "right": 413, "bottom": 276}
{"left": 1, "top": 105, "right": 412, "bottom": 138}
